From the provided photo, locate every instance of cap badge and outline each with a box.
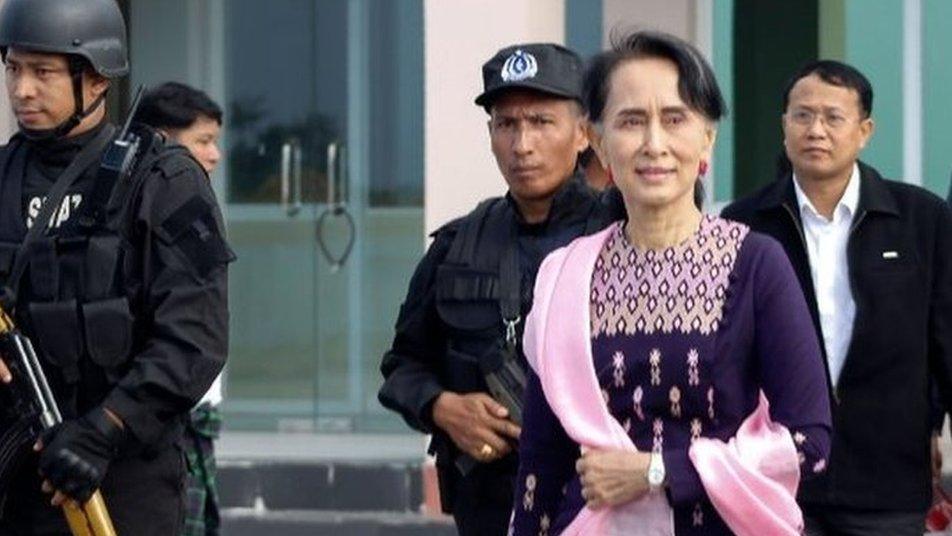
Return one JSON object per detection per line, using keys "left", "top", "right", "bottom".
{"left": 501, "top": 49, "right": 538, "bottom": 82}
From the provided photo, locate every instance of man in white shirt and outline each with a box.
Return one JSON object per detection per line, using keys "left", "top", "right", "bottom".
{"left": 723, "top": 60, "right": 952, "bottom": 536}
{"left": 792, "top": 164, "right": 859, "bottom": 389}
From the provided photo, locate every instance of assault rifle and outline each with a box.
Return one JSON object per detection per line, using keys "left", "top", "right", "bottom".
{"left": 0, "top": 305, "right": 117, "bottom": 536}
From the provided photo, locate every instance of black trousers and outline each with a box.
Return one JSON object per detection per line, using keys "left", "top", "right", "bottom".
{"left": 448, "top": 464, "right": 515, "bottom": 536}
{"left": 0, "top": 444, "right": 187, "bottom": 536}
{"left": 803, "top": 503, "right": 926, "bottom": 536}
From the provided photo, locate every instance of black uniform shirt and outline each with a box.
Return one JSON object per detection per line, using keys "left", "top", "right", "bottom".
{"left": 20, "top": 122, "right": 106, "bottom": 232}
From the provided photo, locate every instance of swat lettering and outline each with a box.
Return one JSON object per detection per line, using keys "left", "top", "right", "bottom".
{"left": 26, "top": 194, "right": 83, "bottom": 229}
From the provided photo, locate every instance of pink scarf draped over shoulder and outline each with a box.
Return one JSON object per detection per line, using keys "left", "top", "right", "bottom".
{"left": 522, "top": 223, "right": 803, "bottom": 536}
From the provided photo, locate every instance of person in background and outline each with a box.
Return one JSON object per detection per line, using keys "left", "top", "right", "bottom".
{"left": 723, "top": 60, "right": 952, "bottom": 536}
{"left": 136, "top": 82, "right": 222, "bottom": 174}
{"left": 578, "top": 147, "right": 612, "bottom": 191}
{"left": 136, "top": 81, "right": 225, "bottom": 536}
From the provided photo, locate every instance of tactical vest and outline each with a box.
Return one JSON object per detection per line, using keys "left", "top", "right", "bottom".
{"left": 429, "top": 189, "right": 610, "bottom": 513}
{"left": 434, "top": 198, "right": 513, "bottom": 394}
{"left": 434, "top": 194, "right": 607, "bottom": 393}
{"left": 0, "top": 127, "right": 186, "bottom": 417}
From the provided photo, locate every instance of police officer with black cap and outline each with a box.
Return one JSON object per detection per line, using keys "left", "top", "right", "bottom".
{"left": 379, "top": 43, "right": 611, "bottom": 535}
{"left": 0, "top": 0, "right": 232, "bottom": 534}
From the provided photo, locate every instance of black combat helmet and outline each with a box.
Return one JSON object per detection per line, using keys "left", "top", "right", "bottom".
{"left": 0, "top": 0, "right": 128, "bottom": 140}
{"left": 0, "top": 0, "right": 128, "bottom": 78}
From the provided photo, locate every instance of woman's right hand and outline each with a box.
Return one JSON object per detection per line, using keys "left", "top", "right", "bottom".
{"left": 431, "top": 391, "right": 522, "bottom": 462}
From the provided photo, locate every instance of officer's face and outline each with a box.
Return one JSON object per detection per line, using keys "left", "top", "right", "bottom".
{"left": 168, "top": 115, "right": 222, "bottom": 174}
{"left": 4, "top": 48, "right": 108, "bottom": 133}
{"left": 488, "top": 91, "right": 587, "bottom": 207}
{"left": 782, "top": 73, "right": 873, "bottom": 183}
{"left": 590, "top": 57, "right": 715, "bottom": 212}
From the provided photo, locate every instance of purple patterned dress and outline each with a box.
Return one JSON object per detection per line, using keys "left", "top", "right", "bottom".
{"left": 510, "top": 215, "right": 832, "bottom": 535}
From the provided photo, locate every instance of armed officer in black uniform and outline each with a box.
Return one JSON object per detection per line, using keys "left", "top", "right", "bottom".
{"left": 0, "top": 0, "right": 232, "bottom": 534}
{"left": 379, "top": 43, "right": 611, "bottom": 535}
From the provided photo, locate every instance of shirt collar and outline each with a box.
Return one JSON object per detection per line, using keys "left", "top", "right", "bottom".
{"left": 792, "top": 163, "right": 860, "bottom": 222}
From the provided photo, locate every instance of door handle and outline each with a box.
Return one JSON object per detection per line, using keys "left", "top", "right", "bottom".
{"left": 336, "top": 144, "right": 348, "bottom": 208}
{"left": 291, "top": 141, "right": 302, "bottom": 216}
{"left": 281, "top": 140, "right": 301, "bottom": 217}
{"left": 317, "top": 141, "right": 355, "bottom": 273}
{"left": 326, "top": 142, "right": 338, "bottom": 205}
{"left": 280, "top": 142, "right": 292, "bottom": 213}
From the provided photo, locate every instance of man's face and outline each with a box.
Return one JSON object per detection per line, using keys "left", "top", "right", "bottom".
{"left": 782, "top": 73, "right": 873, "bottom": 182}
{"left": 488, "top": 90, "right": 588, "bottom": 205}
{"left": 4, "top": 48, "right": 107, "bottom": 132}
{"left": 169, "top": 115, "right": 222, "bottom": 174}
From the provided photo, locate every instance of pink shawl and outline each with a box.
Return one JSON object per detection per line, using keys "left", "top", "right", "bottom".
{"left": 522, "top": 223, "right": 803, "bottom": 535}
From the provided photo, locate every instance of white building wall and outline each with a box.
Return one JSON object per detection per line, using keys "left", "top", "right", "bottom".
{"left": 423, "top": 0, "right": 565, "bottom": 236}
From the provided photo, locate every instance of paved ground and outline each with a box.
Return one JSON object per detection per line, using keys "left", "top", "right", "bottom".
{"left": 217, "top": 431, "right": 952, "bottom": 535}
{"left": 218, "top": 432, "right": 430, "bottom": 463}
{"left": 220, "top": 430, "right": 952, "bottom": 468}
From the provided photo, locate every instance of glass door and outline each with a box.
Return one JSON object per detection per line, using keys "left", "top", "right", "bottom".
{"left": 223, "top": 0, "right": 349, "bottom": 430}
{"left": 127, "top": 0, "right": 424, "bottom": 432}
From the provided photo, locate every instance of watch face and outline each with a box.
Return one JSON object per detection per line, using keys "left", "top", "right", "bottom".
{"left": 648, "top": 454, "right": 665, "bottom": 487}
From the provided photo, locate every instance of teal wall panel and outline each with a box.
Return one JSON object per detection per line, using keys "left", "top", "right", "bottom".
{"left": 713, "top": 0, "right": 735, "bottom": 203}
{"left": 844, "top": 0, "right": 903, "bottom": 179}
{"left": 923, "top": 0, "right": 952, "bottom": 196}
{"left": 566, "top": 0, "right": 603, "bottom": 59}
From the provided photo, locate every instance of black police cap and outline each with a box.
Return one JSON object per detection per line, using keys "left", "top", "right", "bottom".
{"left": 474, "top": 43, "right": 583, "bottom": 108}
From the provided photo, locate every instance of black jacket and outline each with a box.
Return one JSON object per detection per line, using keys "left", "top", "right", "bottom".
{"left": 378, "top": 178, "right": 613, "bottom": 513}
{"left": 0, "top": 124, "right": 232, "bottom": 451}
{"left": 722, "top": 162, "right": 952, "bottom": 511}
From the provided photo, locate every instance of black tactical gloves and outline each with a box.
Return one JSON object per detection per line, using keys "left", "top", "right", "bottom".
{"left": 38, "top": 407, "right": 126, "bottom": 502}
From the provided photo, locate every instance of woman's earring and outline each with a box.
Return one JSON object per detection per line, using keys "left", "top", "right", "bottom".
{"left": 698, "top": 160, "right": 709, "bottom": 178}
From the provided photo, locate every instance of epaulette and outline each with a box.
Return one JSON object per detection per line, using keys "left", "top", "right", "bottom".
{"left": 429, "top": 216, "right": 465, "bottom": 239}
{"left": 151, "top": 146, "right": 203, "bottom": 181}
{"left": 443, "top": 196, "right": 508, "bottom": 269}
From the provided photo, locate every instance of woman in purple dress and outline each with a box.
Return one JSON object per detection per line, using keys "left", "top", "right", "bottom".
{"left": 509, "top": 31, "right": 832, "bottom": 535}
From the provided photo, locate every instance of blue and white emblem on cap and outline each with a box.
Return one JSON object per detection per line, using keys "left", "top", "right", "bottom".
{"left": 501, "top": 49, "right": 538, "bottom": 82}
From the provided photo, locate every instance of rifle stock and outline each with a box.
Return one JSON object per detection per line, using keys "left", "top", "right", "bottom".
{"left": 0, "top": 306, "right": 117, "bottom": 536}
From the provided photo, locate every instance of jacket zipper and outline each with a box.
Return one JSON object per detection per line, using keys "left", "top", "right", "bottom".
{"left": 835, "top": 209, "right": 868, "bottom": 403}
{"left": 781, "top": 202, "right": 842, "bottom": 405}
